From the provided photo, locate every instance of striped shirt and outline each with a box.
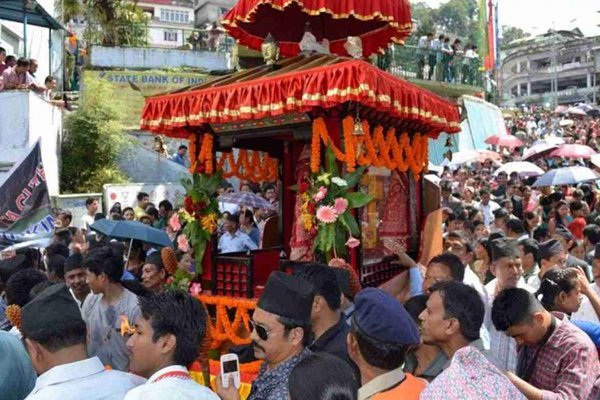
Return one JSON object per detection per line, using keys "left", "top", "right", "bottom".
{"left": 517, "top": 312, "right": 599, "bottom": 400}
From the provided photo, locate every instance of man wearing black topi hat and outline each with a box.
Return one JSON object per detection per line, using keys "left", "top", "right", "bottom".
{"left": 21, "top": 284, "right": 142, "bottom": 399}
{"left": 348, "top": 288, "right": 425, "bottom": 399}
{"left": 217, "top": 271, "right": 314, "bottom": 400}
{"left": 529, "top": 239, "right": 566, "bottom": 291}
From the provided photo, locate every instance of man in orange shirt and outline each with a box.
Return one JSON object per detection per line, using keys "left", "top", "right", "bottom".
{"left": 348, "top": 288, "right": 426, "bottom": 400}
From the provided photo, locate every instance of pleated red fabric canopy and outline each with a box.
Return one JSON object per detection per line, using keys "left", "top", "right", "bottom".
{"left": 221, "top": 0, "right": 413, "bottom": 57}
{"left": 140, "top": 57, "right": 461, "bottom": 138}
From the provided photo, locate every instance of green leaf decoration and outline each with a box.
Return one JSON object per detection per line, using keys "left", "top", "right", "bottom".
{"left": 325, "top": 147, "right": 339, "bottom": 176}
{"left": 339, "top": 212, "right": 360, "bottom": 236}
{"left": 343, "top": 166, "right": 368, "bottom": 188}
{"left": 347, "top": 192, "right": 374, "bottom": 208}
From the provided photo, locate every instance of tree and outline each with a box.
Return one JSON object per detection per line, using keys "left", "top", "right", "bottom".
{"left": 501, "top": 25, "right": 531, "bottom": 48}
{"left": 61, "top": 79, "right": 130, "bottom": 193}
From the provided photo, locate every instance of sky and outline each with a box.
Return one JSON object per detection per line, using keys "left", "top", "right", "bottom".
{"left": 414, "top": 0, "right": 600, "bottom": 37}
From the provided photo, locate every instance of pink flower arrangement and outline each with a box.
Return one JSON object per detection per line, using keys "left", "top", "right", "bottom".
{"left": 312, "top": 186, "right": 328, "bottom": 202}
{"left": 333, "top": 198, "right": 348, "bottom": 214}
{"left": 169, "top": 213, "right": 181, "bottom": 231}
{"left": 345, "top": 236, "right": 360, "bottom": 248}
{"left": 177, "top": 234, "right": 190, "bottom": 252}
{"left": 189, "top": 282, "right": 202, "bottom": 296}
{"left": 316, "top": 205, "right": 338, "bottom": 224}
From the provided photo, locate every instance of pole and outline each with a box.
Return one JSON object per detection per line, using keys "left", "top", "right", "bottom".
{"left": 23, "top": 0, "right": 28, "bottom": 58}
{"left": 48, "top": 28, "right": 52, "bottom": 76}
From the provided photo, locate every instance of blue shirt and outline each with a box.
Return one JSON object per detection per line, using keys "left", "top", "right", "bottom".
{"left": 248, "top": 349, "right": 310, "bottom": 400}
{"left": 218, "top": 230, "right": 258, "bottom": 254}
{"left": 171, "top": 153, "right": 185, "bottom": 166}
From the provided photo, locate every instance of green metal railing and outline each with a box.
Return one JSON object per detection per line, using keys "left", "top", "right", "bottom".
{"left": 382, "top": 44, "right": 486, "bottom": 88}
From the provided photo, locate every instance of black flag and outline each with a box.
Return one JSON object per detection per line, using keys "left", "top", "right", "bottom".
{"left": 0, "top": 141, "right": 54, "bottom": 249}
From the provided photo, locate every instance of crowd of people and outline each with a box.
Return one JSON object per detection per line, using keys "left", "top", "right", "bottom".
{"left": 3, "top": 108, "right": 600, "bottom": 400}
{"left": 0, "top": 48, "right": 58, "bottom": 101}
{"left": 416, "top": 32, "right": 480, "bottom": 85}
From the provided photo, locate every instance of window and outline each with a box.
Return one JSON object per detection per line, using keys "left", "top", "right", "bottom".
{"left": 159, "top": 8, "right": 190, "bottom": 23}
{"left": 164, "top": 30, "right": 179, "bottom": 42}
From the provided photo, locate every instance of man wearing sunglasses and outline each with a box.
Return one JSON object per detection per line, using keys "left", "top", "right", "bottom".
{"left": 216, "top": 271, "right": 314, "bottom": 400}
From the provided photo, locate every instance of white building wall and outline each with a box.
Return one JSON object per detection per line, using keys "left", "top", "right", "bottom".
{"left": 0, "top": 91, "right": 62, "bottom": 196}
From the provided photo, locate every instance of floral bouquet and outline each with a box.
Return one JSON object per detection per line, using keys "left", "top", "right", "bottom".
{"left": 294, "top": 147, "right": 373, "bottom": 262}
{"left": 169, "top": 172, "right": 221, "bottom": 274}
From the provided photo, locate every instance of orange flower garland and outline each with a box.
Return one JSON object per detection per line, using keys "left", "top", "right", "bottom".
{"left": 196, "top": 295, "right": 256, "bottom": 349}
{"left": 161, "top": 247, "right": 178, "bottom": 275}
{"left": 311, "top": 118, "right": 429, "bottom": 179}
{"left": 216, "top": 150, "right": 279, "bottom": 182}
{"left": 5, "top": 304, "right": 21, "bottom": 330}
{"left": 188, "top": 133, "right": 198, "bottom": 174}
{"left": 188, "top": 132, "right": 214, "bottom": 175}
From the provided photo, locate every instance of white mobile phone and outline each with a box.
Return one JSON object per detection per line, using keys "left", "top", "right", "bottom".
{"left": 220, "top": 353, "right": 241, "bottom": 389}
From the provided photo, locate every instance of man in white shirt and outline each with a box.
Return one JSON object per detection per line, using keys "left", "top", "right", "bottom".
{"left": 218, "top": 213, "right": 258, "bottom": 254}
{"left": 477, "top": 189, "right": 500, "bottom": 227}
{"left": 64, "top": 253, "right": 90, "bottom": 310}
{"left": 125, "top": 291, "right": 219, "bottom": 400}
{"left": 81, "top": 197, "right": 99, "bottom": 233}
{"left": 21, "top": 284, "right": 142, "bottom": 399}
{"left": 416, "top": 32, "right": 433, "bottom": 79}
{"left": 527, "top": 239, "right": 567, "bottom": 291}
{"left": 484, "top": 238, "right": 535, "bottom": 372}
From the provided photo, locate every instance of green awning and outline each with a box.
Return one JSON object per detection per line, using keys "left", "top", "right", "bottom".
{"left": 0, "top": 0, "right": 63, "bottom": 30}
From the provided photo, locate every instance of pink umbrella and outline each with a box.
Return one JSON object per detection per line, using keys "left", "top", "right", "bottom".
{"left": 485, "top": 135, "right": 524, "bottom": 149}
{"left": 550, "top": 144, "right": 597, "bottom": 159}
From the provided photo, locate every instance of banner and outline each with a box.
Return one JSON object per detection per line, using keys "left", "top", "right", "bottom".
{"left": 83, "top": 70, "right": 211, "bottom": 128}
{"left": 0, "top": 142, "right": 54, "bottom": 250}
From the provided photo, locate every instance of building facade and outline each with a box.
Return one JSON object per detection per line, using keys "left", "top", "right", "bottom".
{"left": 194, "top": 0, "right": 235, "bottom": 28}
{"left": 500, "top": 30, "right": 600, "bottom": 106}
{"left": 137, "top": 0, "right": 196, "bottom": 48}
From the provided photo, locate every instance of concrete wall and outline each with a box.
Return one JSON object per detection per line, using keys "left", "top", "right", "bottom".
{"left": 90, "top": 45, "right": 228, "bottom": 70}
{"left": 0, "top": 91, "right": 62, "bottom": 196}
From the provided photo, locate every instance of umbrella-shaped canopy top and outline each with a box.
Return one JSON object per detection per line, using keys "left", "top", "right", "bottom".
{"left": 222, "top": 0, "right": 412, "bottom": 57}
{"left": 550, "top": 144, "right": 597, "bottom": 159}
{"left": 218, "top": 191, "right": 275, "bottom": 210}
{"left": 532, "top": 166, "right": 600, "bottom": 188}
{"left": 485, "top": 135, "right": 523, "bottom": 149}
{"left": 90, "top": 220, "right": 173, "bottom": 248}
{"left": 521, "top": 143, "right": 559, "bottom": 161}
{"left": 493, "top": 161, "right": 544, "bottom": 178}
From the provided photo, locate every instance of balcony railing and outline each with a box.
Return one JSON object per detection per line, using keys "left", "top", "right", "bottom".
{"left": 381, "top": 44, "right": 486, "bottom": 88}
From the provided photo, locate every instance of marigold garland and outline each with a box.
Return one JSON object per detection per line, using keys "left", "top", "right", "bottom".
{"left": 161, "top": 247, "right": 178, "bottom": 275}
{"left": 6, "top": 304, "right": 21, "bottom": 330}
{"left": 196, "top": 295, "right": 256, "bottom": 349}
{"left": 188, "top": 132, "right": 214, "bottom": 175}
{"left": 311, "top": 117, "right": 429, "bottom": 180}
{"left": 216, "top": 150, "right": 278, "bottom": 182}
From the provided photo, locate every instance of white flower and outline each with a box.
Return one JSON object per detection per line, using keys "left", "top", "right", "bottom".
{"left": 331, "top": 177, "right": 348, "bottom": 187}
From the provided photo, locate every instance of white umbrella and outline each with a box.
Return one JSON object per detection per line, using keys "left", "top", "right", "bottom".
{"left": 428, "top": 162, "right": 443, "bottom": 175}
{"left": 521, "top": 143, "right": 559, "bottom": 161}
{"left": 493, "top": 161, "right": 545, "bottom": 178}
{"left": 532, "top": 166, "right": 600, "bottom": 188}
{"left": 567, "top": 107, "right": 587, "bottom": 116}
{"left": 589, "top": 154, "right": 600, "bottom": 170}
{"left": 559, "top": 119, "right": 574, "bottom": 127}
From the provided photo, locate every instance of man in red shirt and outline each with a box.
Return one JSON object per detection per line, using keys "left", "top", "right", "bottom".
{"left": 492, "top": 288, "right": 599, "bottom": 400}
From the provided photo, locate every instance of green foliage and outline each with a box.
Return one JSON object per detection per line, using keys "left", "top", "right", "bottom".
{"left": 84, "top": 0, "right": 150, "bottom": 47}
{"left": 61, "top": 79, "right": 130, "bottom": 193}
{"left": 501, "top": 26, "right": 531, "bottom": 49}
{"left": 410, "top": 0, "right": 479, "bottom": 45}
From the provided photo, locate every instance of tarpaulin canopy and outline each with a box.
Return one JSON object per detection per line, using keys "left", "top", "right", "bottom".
{"left": 222, "top": 0, "right": 412, "bottom": 58}
{"left": 0, "top": 0, "right": 63, "bottom": 30}
{"left": 140, "top": 55, "right": 461, "bottom": 138}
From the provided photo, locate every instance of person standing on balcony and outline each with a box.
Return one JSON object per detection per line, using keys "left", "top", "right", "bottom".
{"left": 450, "top": 39, "right": 463, "bottom": 83}
{"left": 430, "top": 34, "right": 444, "bottom": 81}
{"left": 441, "top": 37, "right": 453, "bottom": 82}
{"left": 462, "top": 45, "right": 479, "bottom": 86}
{"left": 417, "top": 33, "right": 433, "bottom": 80}
{"left": 1, "top": 57, "right": 34, "bottom": 90}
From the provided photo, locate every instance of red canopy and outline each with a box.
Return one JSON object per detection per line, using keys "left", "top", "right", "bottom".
{"left": 140, "top": 56, "right": 460, "bottom": 138}
{"left": 222, "top": 0, "right": 412, "bottom": 57}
